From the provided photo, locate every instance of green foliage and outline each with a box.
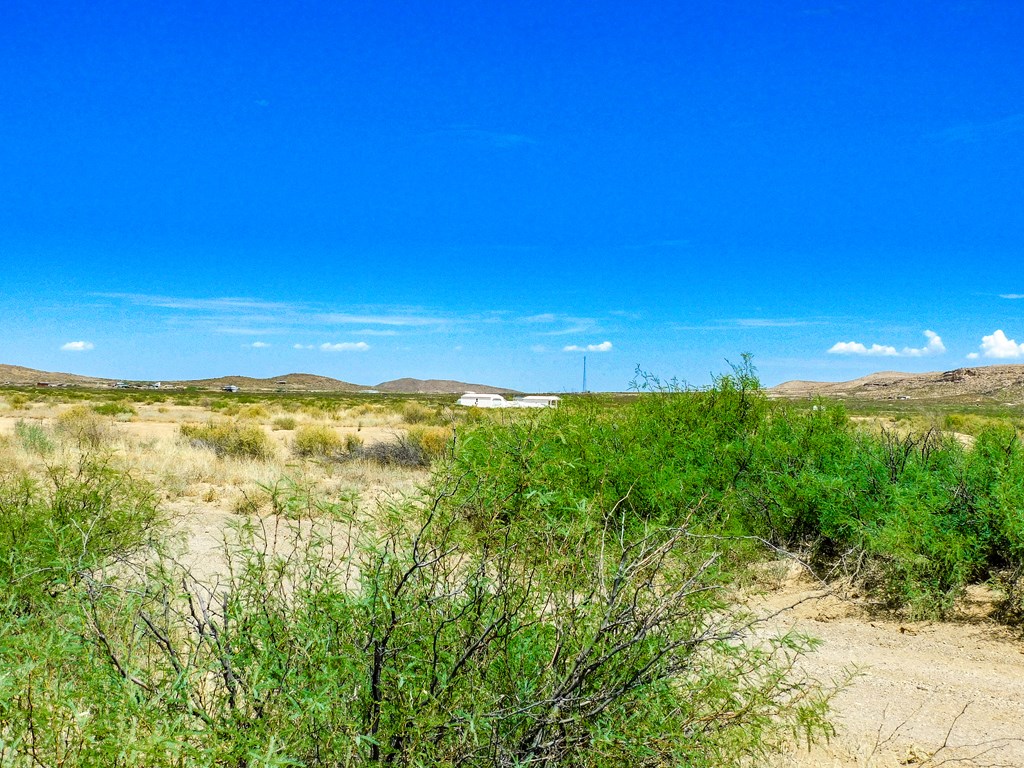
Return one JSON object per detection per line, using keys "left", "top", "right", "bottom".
{"left": 271, "top": 415, "right": 297, "bottom": 430}
{"left": 0, "top": 476, "right": 832, "bottom": 766}
{"left": 451, "top": 357, "right": 1024, "bottom": 620}
{"left": 0, "top": 458, "right": 161, "bottom": 610}
{"left": 181, "top": 420, "right": 276, "bottom": 461}
{"left": 92, "top": 401, "right": 137, "bottom": 417}
{"left": 14, "top": 419, "right": 54, "bottom": 456}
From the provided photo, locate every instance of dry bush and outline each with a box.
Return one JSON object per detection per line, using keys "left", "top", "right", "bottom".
{"left": 238, "top": 404, "right": 270, "bottom": 420}
{"left": 180, "top": 420, "right": 276, "bottom": 461}
{"left": 400, "top": 401, "right": 435, "bottom": 425}
{"left": 55, "top": 405, "right": 112, "bottom": 449}
{"left": 293, "top": 424, "right": 344, "bottom": 458}
{"left": 407, "top": 425, "right": 451, "bottom": 461}
{"left": 272, "top": 415, "right": 297, "bottom": 430}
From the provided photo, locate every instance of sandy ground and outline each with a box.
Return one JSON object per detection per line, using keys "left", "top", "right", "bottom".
{"left": 755, "top": 572, "right": 1024, "bottom": 767}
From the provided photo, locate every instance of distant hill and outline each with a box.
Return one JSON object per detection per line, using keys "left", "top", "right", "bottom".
{"left": 374, "top": 378, "right": 520, "bottom": 395}
{"left": 0, "top": 364, "right": 115, "bottom": 387}
{"left": 1, "top": 364, "right": 515, "bottom": 395}
{"left": 771, "top": 364, "right": 1024, "bottom": 404}
{"left": 172, "top": 373, "right": 364, "bottom": 392}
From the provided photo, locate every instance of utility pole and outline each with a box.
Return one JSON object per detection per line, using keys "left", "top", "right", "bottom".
{"left": 582, "top": 355, "right": 587, "bottom": 393}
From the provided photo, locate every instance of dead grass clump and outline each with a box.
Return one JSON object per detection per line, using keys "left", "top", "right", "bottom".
{"left": 272, "top": 416, "right": 297, "bottom": 431}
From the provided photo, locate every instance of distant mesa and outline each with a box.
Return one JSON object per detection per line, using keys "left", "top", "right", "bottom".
{"left": 771, "top": 364, "right": 1024, "bottom": 404}
{"left": 0, "top": 364, "right": 517, "bottom": 395}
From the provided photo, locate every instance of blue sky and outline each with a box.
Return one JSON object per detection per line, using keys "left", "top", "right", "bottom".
{"left": 2, "top": 1, "right": 1023, "bottom": 391}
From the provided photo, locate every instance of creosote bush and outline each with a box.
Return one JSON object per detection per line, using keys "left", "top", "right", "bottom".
{"left": 180, "top": 419, "right": 276, "bottom": 461}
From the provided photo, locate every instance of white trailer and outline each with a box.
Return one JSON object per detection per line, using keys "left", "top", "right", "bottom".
{"left": 456, "top": 392, "right": 509, "bottom": 408}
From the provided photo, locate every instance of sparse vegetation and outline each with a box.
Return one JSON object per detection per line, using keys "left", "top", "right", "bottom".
{"left": 1, "top": 362, "right": 1023, "bottom": 765}
{"left": 181, "top": 419, "right": 276, "bottom": 461}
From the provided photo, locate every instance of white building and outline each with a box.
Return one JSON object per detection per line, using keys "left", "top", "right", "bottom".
{"left": 512, "top": 395, "right": 561, "bottom": 408}
{"left": 455, "top": 393, "right": 561, "bottom": 409}
{"left": 456, "top": 392, "right": 509, "bottom": 408}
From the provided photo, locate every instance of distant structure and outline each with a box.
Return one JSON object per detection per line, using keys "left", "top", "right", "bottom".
{"left": 222, "top": 385, "right": 240, "bottom": 393}
{"left": 456, "top": 393, "right": 560, "bottom": 409}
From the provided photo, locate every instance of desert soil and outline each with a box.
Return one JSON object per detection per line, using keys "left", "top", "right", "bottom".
{"left": 755, "top": 571, "right": 1024, "bottom": 767}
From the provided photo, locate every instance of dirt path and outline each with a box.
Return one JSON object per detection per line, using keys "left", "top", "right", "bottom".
{"left": 759, "top": 579, "right": 1024, "bottom": 767}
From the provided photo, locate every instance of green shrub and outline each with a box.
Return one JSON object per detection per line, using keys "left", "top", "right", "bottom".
{"left": 92, "top": 402, "right": 137, "bottom": 417}
{"left": 181, "top": 420, "right": 276, "bottom": 461}
{"left": 293, "top": 424, "right": 344, "bottom": 458}
{"left": 272, "top": 415, "right": 297, "bottom": 430}
{"left": 15, "top": 419, "right": 54, "bottom": 456}
{"left": 0, "top": 482, "right": 829, "bottom": 767}
{"left": 0, "top": 458, "right": 161, "bottom": 609}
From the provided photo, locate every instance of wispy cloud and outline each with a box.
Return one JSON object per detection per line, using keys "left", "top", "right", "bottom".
{"left": 564, "top": 341, "right": 613, "bottom": 353}
{"left": 735, "top": 318, "right": 817, "bottom": 328}
{"left": 350, "top": 329, "right": 399, "bottom": 337}
{"left": 316, "top": 313, "right": 448, "bottom": 327}
{"left": 928, "top": 113, "right": 1024, "bottom": 144}
{"left": 522, "top": 313, "right": 558, "bottom": 324}
{"left": 828, "top": 330, "right": 945, "bottom": 358}
{"left": 999, "top": 293, "right": 1024, "bottom": 300}
{"left": 245, "top": 341, "right": 271, "bottom": 348}
{"left": 97, "top": 293, "right": 295, "bottom": 313}
{"left": 968, "top": 329, "right": 1024, "bottom": 359}
{"left": 320, "top": 342, "right": 370, "bottom": 352}
{"left": 61, "top": 340, "right": 94, "bottom": 352}
{"left": 294, "top": 344, "right": 314, "bottom": 350}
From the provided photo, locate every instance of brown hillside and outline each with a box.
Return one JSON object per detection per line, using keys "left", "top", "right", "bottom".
{"left": 0, "top": 364, "right": 115, "bottom": 387}
{"left": 771, "top": 364, "right": 1024, "bottom": 403}
{"left": 173, "top": 373, "right": 364, "bottom": 392}
{"left": 374, "top": 378, "right": 520, "bottom": 395}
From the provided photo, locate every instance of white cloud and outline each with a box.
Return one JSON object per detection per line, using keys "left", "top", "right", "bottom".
{"left": 61, "top": 341, "right": 94, "bottom": 352}
{"left": 975, "top": 329, "right": 1024, "bottom": 359}
{"left": 828, "top": 330, "right": 945, "bottom": 358}
{"left": 294, "top": 344, "right": 314, "bottom": 350}
{"left": 320, "top": 342, "right": 370, "bottom": 352}
{"left": 564, "top": 341, "right": 613, "bottom": 353}
{"left": 827, "top": 341, "right": 898, "bottom": 356}
{"left": 901, "top": 330, "right": 946, "bottom": 357}
{"left": 246, "top": 341, "right": 271, "bottom": 348}
{"left": 1000, "top": 294, "right": 1024, "bottom": 299}
{"left": 966, "top": 352, "right": 980, "bottom": 360}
